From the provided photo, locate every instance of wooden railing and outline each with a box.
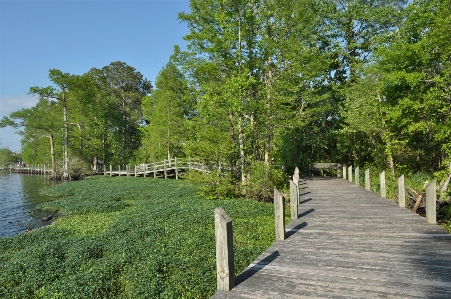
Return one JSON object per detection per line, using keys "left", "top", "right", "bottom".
{"left": 340, "top": 164, "right": 438, "bottom": 224}
{"left": 6, "top": 164, "right": 53, "bottom": 175}
{"left": 101, "top": 158, "right": 212, "bottom": 179}
{"left": 214, "top": 166, "right": 301, "bottom": 291}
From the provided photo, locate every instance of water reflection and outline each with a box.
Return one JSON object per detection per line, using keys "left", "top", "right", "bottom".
{"left": 0, "top": 171, "right": 61, "bottom": 238}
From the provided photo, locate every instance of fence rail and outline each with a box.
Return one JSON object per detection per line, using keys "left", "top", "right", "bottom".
{"left": 100, "top": 158, "right": 213, "bottom": 180}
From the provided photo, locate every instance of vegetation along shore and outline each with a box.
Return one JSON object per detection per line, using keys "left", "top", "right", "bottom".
{"left": 0, "top": 176, "right": 289, "bottom": 298}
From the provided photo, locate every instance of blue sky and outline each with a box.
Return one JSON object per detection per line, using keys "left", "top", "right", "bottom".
{"left": 0, "top": 0, "right": 190, "bottom": 152}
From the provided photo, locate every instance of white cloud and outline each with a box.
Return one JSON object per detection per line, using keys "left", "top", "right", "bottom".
{"left": 0, "top": 94, "right": 38, "bottom": 151}
{"left": 0, "top": 94, "right": 39, "bottom": 118}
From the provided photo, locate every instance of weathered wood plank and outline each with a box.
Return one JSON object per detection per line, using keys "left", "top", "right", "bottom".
{"left": 211, "top": 177, "right": 451, "bottom": 298}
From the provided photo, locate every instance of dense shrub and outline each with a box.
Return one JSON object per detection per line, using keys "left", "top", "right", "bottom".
{"left": 189, "top": 163, "right": 287, "bottom": 202}
{"left": 0, "top": 177, "right": 283, "bottom": 298}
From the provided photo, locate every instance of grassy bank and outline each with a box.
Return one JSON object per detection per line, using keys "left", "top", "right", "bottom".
{"left": 0, "top": 176, "right": 285, "bottom": 298}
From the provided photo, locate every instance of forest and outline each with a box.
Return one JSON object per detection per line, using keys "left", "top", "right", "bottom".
{"left": 1, "top": 0, "right": 450, "bottom": 200}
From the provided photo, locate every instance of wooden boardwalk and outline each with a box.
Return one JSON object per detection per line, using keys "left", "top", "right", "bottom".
{"left": 212, "top": 177, "right": 451, "bottom": 298}
{"left": 99, "top": 159, "right": 208, "bottom": 178}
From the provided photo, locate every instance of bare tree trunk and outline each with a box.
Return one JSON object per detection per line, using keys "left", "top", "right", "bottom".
{"left": 93, "top": 153, "right": 98, "bottom": 173}
{"left": 49, "top": 133, "right": 56, "bottom": 178}
{"left": 167, "top": 106, "right": 172, "bottom": 167}
{"left": 389, "top": 154, "right": 395, "bottom": 178}
{"left": 238, "top": 117, "right": 246, "bottom": 185}
{"left": 228, "top": 110, "right": 237, "bottom": 179}
{"left": 62, "top": 95, "right": 70, "bottom": 179}
{"left": 439, "top": 163, "right": 451, "bottom": 204}
{"left": 76, "top": 123, "right": 83, "bottom": 155}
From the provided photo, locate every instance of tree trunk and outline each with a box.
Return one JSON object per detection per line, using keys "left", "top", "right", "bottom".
{"left": 439, "top": 163, "right": 451, "bottom": 204}
{"left": 238, "top": 117, "right": 246, "bottom": 185}
{"left": 62, "top": 95, "right": 70, "bottom": 179}
{"left": 228, "top": 110, "right": 237, "bottom": 179}
{"left": 48, "top": 133, "right": 56, "bottom": 178}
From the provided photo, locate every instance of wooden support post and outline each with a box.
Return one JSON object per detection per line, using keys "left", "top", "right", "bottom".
{"left": 380, "top": 171, "right": 386, "bottom": 198}
{"left": 274, "top": 188, "right": 285, "bottom": 241}
{"left": 294, "top": 167, "right": 299, "bottom": 182}
{"left": 426, "top": 180, "right": 436, "bottom": 224}
{"left": 118, "top": 165, "right": 121, "bottom": 176}
{"left": 365, "top": 169, "right": 370, "bottom": 191}
{"left": 355, "top": 167, "right": 359, "bottom": 186}
{"left": 44, "top": 165, "right": 46, "bottom": 175}
{"left": 134, "top": 165, "right": 137, "bottom": 177}
{"left": 290, "top": 180, "right": 298, "bottom": 220}
{"left": 398, "top": 174, "right": 405, "bottom": 208}
{"left": 164, "top": 160, "right": 167, "bottom": 179}
{"left": 343, "top": 165, "right": 347, "bottom": 180}
{"left": 153, "top": 162, "right": 156, "bottom": 179}
{"left": 126, "top": 164, "right": 129, "bottom": 176}
{"left": 144, "top": 164, "right": 147, "bottom": 178}
{"left": 215, "top": 207, "right": 234, "bottom": 291}
{"left": 348, "top": 165, "right": 352, "bottom": 182}
{"left": 110, "top": 165, "right": 112, "bottom": 176}
{"left": 175, "top": 157, "right": 178, "bottom": 181}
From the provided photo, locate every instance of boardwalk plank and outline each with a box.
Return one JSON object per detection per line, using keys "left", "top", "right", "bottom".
{"left": 211, "top": 177, "right": 451, "bottom": 298}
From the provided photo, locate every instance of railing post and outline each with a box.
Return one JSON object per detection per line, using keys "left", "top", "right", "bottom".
{"left": 348, "top": 165, "right": 352, "bottom": 182}
{"left": 274, "top": 188, "right": 285, "bottom": 241}
{"left": 164, "top": 159, "right": 167, "bottom": 179}
{"left": 380, "top": 171, "right": 386, "bottom": 198}
{"left": 355, "top": 166, "right": 359, "bottom": 186}
{"left": 154, "top": 162, "right": 156, "bottom": 179}
{"left": 215, "top": 207, "right": 234, "bottom": 291}
{"left": 290, "top": 180, "right": 298, "bottom": 220}
{"left": 365, "top": 169, "right": 370, "bottom": 191}
{"left": 426, "top": 180, "right": 436, "bottom": 224}
{"left": 343, "top": 165, "right": 347, "bottom": 180}
{"left": 134, "top": 165, "right": 137, "bottom": 177}
{"left": 294, "top": 167, "right": 299, "bottom": 183}
{"left": 118, "top": 165, "right": 121, "bottom": 176}
{"left": 398, "top": 174, "right": 405, "bottom": 208}
{"left": 175, "top": 157, "right": 178, "bottom": 181}
{"left": 110, "top": 165, "right": 112, "bottom": 176}
{"left": 144, "top": 164, "right": 147, "bottom": 178}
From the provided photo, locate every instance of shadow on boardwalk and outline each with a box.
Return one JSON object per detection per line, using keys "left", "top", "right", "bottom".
{"left": 212, "top": 177, "right": 451, "bottom": 299}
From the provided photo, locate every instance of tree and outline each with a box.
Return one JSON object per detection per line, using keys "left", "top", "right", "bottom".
{"left": 93, "top": 61, "right": 152, "bottom": 163}
{"left": 138, "top": 62, "right": 190, "bottom": 163}
{"left": 1, "top": 98, "right": 62, "bottom": 176}
{"left": 29, "top": 69, "right": 76, "bottom": 179}
{"left": 0, "top": 147, "right": 20, "bottom": 168}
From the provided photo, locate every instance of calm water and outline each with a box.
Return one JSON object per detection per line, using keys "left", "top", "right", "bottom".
{"left": 0, "top": 171, "right": 61, "bottom": 238}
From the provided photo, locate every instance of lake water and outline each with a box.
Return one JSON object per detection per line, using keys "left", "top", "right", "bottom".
{"left": 0, "top": 171, "right": 61, "bottom": 238}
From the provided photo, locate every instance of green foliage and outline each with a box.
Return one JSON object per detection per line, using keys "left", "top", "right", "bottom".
{"left": 137, "top": 62, "right": 190, "bottom": 162}
{"left": 0, "top": 147, "right": 19, "bottom": 167}
{"left": 241, "top": 162, "right": 286, "bottom": 202}
{"left": 1, "top": 177, "right": 278, "bottom": 298}
{"left": 192, "top": 171, "right": 239, "bottom": 200}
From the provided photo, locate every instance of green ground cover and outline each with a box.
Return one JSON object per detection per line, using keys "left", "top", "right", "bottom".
{"left": 0, "top": 177, "right": 287, "bottom": 298}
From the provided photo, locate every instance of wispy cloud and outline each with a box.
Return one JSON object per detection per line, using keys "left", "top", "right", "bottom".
{"left": 0, "top": 94, "right": 38, "bottom": 118}
{"left": 0, "top": 94, "right": 38, "bottom": 151}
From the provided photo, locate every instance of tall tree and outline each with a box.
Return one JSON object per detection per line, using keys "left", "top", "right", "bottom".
{"left": 93, "top": 61, "right": 152, "bottom": 163}
{"left": 1, "top": 98, "right": 62, "bottom": 176}
{"left": 138, "top": 62, "right": 190, "bottom": 163}
{"left": 29, "top": 70, "right": 76, "bottom": 179}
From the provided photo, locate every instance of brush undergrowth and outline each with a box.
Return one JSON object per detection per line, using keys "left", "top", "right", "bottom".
{"left": 0, "top": 176, "right": 287, "bottom": 298}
